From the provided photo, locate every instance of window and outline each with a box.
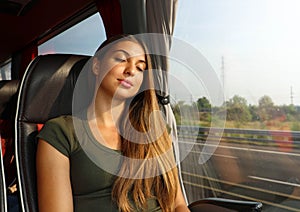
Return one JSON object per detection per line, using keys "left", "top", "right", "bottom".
{"left": 172, "top": 1, "right": 300, "bottom": 210}
{"left": 0, "top": 60, "right": 12, "bottom": 80}
{"left": 38, "top": 13, "right": 106, "bottom": 56}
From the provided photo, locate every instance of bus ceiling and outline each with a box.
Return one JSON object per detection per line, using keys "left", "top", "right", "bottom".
{"left": 0, "top": 0, "right": 96, "bottom": 65}
{"left": 1, "top": 0, "right": 176, "bottom": 79}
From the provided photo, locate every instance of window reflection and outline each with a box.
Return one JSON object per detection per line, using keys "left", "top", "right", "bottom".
{"left": 172, "top": 1, "right": 300, "bottom": 210}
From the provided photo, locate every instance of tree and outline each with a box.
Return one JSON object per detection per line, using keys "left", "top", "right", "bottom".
{"left": 196, "top": 97, "right": 212, "bottom": 123}
{"left": 249, "top": 104, "right": 259, "bottom": 121}
{"left": 258, "top": 95, "right": 275, "bottom": 121}
{"left": 258, "top": 95, "right": 274, "bottom": 108}
{"left": 171, "top": 101, "right": 185, "bottom": 125}
{"left": 171, "top": 101, "right": 195, "bottom": 125}
{"left": 196, "top": 97, "right": 211, "bottom": 112}
{"left": 281, "top": 104, "right": 296, "bottom": 121}
{"left": 225, "top": 95, "right": 252, "bottom": 123}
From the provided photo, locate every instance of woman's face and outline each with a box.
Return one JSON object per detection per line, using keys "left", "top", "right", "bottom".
{"left": 93, "top": 40, "right": 147, "bottom": 101}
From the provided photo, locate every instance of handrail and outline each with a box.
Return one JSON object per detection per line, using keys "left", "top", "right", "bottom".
{"left": 177, "top": 125, "right": 300, "bottom": 146}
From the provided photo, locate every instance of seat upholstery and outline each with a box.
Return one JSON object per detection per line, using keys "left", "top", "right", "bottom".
{"left": 15, "top": 54, "right": 89, "bottom": 212}
{"left": 0, "top": 144, "right": 6, "bottom": 212}
{"left": 0, "top": 80, "right": 20, "bottom": 212}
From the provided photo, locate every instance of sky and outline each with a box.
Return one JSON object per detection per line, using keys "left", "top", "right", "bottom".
{"left": 39, "top": 0, "right": 300, "bottom": 106}
{"left": 172, "top": 0, "right": 300, "bottom": 106}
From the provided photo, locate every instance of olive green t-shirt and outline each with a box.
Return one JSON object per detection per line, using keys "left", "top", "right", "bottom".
{"left": 37, "top": 115, "right": 162, "bottom": 212}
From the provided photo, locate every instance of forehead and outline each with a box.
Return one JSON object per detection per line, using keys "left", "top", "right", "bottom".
{"left": 109, "top": 40, "right": 145, "bottom": 57}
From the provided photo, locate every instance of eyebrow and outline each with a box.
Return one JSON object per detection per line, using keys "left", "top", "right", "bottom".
{"left": 112, "top": 50, "right": 146, "bottom": 63}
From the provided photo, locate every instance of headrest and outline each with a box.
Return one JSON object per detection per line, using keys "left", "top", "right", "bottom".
{"left": 0, "top": 80, "right": 19, "bottom": 120}
{"left": 17, "top": 54, "right": 90, "bottom": 124}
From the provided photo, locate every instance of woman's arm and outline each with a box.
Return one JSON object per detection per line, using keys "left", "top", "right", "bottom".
{"left": 36, "top": 139, "right": 73, "bottom": 212}
{"left": 174, "top": 180, "right": 190, "bottom": 212}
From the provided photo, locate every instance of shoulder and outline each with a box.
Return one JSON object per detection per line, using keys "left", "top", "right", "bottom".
{"left": 38, "top": 115, "right": 80, "bottom": 156}
{"left": 46, "top": 115, "right": 74, "bottom": 127}
{"left": 42, "top": 115, "right": 76, "bottom": 135}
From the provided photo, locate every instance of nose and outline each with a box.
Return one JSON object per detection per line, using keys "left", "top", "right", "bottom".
{"left": 124, "top": 62, "right": 136, "bottom": 76}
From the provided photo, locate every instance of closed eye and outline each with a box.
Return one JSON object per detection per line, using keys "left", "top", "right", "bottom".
{"left": 114, "top": 57, "right": 126, "bottom": 62}
{"left": 136, "top": 62, "right": 146, "bottom": 72}
{"left": 137, "top": 67, "right": 144, "bottom": 72}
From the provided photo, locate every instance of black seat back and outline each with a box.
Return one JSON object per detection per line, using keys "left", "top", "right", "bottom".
{"left": 15, "top": 54, "right": 89, "bottom": 212}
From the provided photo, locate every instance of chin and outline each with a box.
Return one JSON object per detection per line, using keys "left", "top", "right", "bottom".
{"left": 113, "top": 89, "right": 139, "bottom": 100}
{"left": 112, "top": 93, "right": 136, "bottom": 102}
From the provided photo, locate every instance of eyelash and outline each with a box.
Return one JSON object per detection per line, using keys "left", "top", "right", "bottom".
{"left": 115, "top": 57, "right": 145, "bottom": 72}
{"left": 115, "top": 57, "right": 126, "bottom": 62}
{"left": 137, "top": 67, "right": 144, "bottom": 72}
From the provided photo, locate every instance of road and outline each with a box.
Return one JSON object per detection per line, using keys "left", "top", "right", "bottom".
{"left": 179, "top": 138, "right": 300, "bottom": 211}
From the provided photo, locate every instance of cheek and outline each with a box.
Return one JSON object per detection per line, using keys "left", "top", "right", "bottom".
{"left": 137, "top": 73, "right": 144, "bottom": 86}
{"left": 134, "top": 75, "right": 144, "bottom": 92}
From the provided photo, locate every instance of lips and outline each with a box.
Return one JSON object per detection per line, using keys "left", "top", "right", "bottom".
{"left": 118, "top": 79, "right": 133, "bottom": 88}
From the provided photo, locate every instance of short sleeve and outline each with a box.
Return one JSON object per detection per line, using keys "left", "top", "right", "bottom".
{"left": 37, "top": 116, "right": 75, "bottom": 157}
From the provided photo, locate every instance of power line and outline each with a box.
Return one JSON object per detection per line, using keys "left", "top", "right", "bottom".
{"left": 221, "top": 56, "right": 225, "bottom": 88}
{"left": 290, "top": 86, "right": 294, "bottom": 105}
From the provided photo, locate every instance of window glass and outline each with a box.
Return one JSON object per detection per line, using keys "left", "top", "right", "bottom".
{"left": 0, "top": 60, "right": 11, "bottom": 80}
{"left": 38, "top": 13, "right": 106, "bottom": 56}
{"left": 172, "top": 1, "right": 300, "bottom": 210}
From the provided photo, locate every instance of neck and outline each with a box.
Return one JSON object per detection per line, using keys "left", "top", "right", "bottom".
{"left": 86, "top": 92, "right": 125, "bottom": 150}
{"left": 87, "top": 91, "right": 126, "bottom": 128}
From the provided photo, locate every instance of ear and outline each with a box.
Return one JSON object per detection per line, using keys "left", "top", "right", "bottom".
{"left": 92, "top": 57, "right": 100, "bottom": 76}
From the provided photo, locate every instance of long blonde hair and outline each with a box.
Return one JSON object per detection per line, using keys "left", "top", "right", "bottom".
{"left": 95, "top": 35, "right": 179, "bottom": 212}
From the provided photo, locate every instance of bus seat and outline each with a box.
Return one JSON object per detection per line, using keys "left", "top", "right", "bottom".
{"left": 15, "top": 54, "right": 90, "bottom": 212}
{"left": 14, "top": 53, "right": 262, "bottom": 212}
{"left": 0, "top": 80, "right": 20, "bottom": 212}
{"left": 0, "top": 144, "right": 6, "bottom": 212}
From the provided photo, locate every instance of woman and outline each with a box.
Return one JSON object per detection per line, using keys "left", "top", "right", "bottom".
{"left": 36, "top": 34, "right": 189, "bottom": 212}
